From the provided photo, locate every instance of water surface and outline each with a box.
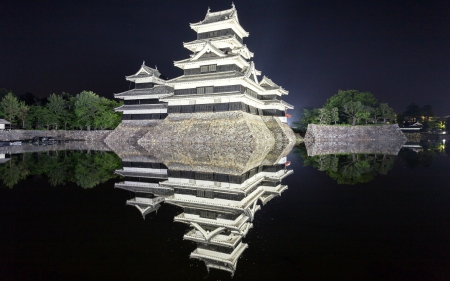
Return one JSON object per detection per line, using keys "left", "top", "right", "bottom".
{"left": 0, "top": 140, "right": 449, "bottom": 281}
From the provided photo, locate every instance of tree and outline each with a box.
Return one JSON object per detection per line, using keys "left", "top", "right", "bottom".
{"left": 74, "top": 91, "right": 101, "bottom": 130}
{"left": 342, "top": 101, "right": 364, "bottom": 126}
{"left": 318, "top": 108, "right": 331, "bottom": 124}
{"left": 0, "top": 92, "right": 20, "bottom": 125}
{"left": 369, "top": 106, "right": 381, "bottom": 124}
{"left": 330, "top": 107, "right": 339, "bottom": 124}
{"left": 422, "top": 105, "right": 435, "bottom": 122}
{"left": 94, "top": 98, "right": 122, "bottom": 129}
{"left": 324, "top": 90, "right": 378, "bottom": 123}
{"left": 292, "top": 108, "right": 320, "bottom": 134}
{"left": 16, "top": 101, "right": 29, "bottom": 128}
{"left": 403, "top": 103, "right": 422, "bottom": 123}
{"left": 379, "top": 103, "right": 395, "bottom": 124}
{"left": 46, "top": 93, "right": 67, "bottom": 130}
{"left": 0, "top": 88, "right": 12, "bottom": 101}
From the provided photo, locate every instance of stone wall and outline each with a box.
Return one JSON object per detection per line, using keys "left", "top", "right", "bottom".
{"left": 0, "top": 130, "right": 111, "bottom": 142}
{"left": 304, "top": 124, "right": 407, "bottom": 142}
{"left": 303, "top": 124, "right": 407, "bottom": 156}
{"left": 102, "top": 112, "right": 296, "bottom": 172}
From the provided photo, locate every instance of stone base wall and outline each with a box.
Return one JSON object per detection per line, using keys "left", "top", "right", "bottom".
{"left": 304, "top": 124, "right": 407, "bottom": 142}
{"left": 0, "top": 130, "right": 111, "bottom": 142}
{"left": 139, "top": 112, "right": 275, "bottom": 146}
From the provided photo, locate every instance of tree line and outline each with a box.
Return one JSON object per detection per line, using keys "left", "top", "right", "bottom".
{"left": 294, "top": 90, "right": 396, "bottom": 133}
{"left": 0, "top": 89, "right": 122, "bottom": 130}
{"left": 0, "top": 151, "right": 122, "bottom": 189}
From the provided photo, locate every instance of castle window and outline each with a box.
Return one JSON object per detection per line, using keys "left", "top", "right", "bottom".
{"left": 200, "top": 64, "right": 217, "bottom": 73}
{"left": 197, "top": 86, "right": 214, "bottom": 94}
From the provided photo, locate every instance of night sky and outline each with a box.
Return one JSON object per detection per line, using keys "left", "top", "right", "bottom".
{"left": 1, "top": 0, "right": 449, "bottom": 117}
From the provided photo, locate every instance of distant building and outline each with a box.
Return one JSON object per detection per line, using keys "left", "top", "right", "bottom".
{"left": 0, "top": 119, "right": 11, "bottom": 130}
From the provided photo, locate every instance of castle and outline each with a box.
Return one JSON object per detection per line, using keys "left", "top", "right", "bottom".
{"left": 107, "top": 4, "right": 295, "bottom": 148}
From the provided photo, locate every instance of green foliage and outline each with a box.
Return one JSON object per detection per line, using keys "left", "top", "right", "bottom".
{"left": 330, "top": 107, "right": 339, "bottom": 124}
{"left": 16, "top": 101, "right": 29, "bottom": 128}
{"left": 10, "top": 90, "right": 121, "bottom": 130}
{"left": 0, "top": 151, "right": 122, "bottom": 189}
{"left": 295, "top": 90, "right": 390, "bottom": 127}
{"left": 343, "top": 101, "right": 364, "bottom": 126}
{"left": 318, "top": 108, "right": 331, "bottom": 124}
{"left": 294, "top": 144, "right": 396, "bottom": 185}
{"left": 0, "top": 156, "right": 29, "bottom": 188}
{"left": 0, "top": 92, "right": 20, "bottom": 125}
{"left": 292, "top": 108, "right": 319, "bottom": 134}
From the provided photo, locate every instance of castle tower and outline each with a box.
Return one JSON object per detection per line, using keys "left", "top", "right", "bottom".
{"left": 161, "top": 4, "right": 293, "bottom": 122}
{"left": 114, "top": 62, "right": 173, "bottom": 121}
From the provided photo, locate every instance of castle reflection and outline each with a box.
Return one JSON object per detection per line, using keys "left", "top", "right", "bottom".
{"left": 114, "top": 145, "right": 293, "bottom": 275}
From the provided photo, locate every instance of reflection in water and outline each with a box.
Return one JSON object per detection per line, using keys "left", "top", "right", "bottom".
{"left": 298, "top": 137, "right": 449, "bottom": 184}
{"left": 0, "top": 146, "right": 121, "bottom": 189}
{"left": 114, "top": 148, "right": 292, "bottom": 275}
{"left": 398, "top": 139, "right": 448, "bottom": 168}
{"left": 296, "top": 143, "right": 396, "bottom": 184}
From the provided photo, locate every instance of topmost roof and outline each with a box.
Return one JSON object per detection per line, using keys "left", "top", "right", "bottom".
{"left": 126, "top": 61, "right": 161, "bottom": 79}
{"left": 191, "top": 4, "right": 239, "bottom": 26}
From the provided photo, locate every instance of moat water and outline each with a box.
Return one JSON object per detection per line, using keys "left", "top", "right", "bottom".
{"left": 0, "top": 140, "right": 449, "bottom": 281}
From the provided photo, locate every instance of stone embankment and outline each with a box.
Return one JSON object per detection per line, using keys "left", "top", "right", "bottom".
{"left": 304, "top": 124, "right": 407, "bottom": 156}
{"left": 0, "top": 130, "right": 111, "bottom": 142}
{"left": 404, "top": 132, "right": 422, "bottom": 142}
{"left": 304, "top": 124, "right": 407, "bottom": 142}
{"left": 104, "top": 112, "right": 296, "bottom": 171}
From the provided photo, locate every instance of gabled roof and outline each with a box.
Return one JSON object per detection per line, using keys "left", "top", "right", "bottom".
{"left": 167, "top": 70, "right": 244, "bottom": 84}
{"left": 231, "top": 45, "right": 253, "bottom": 59}
{"left": 0, "top": 119, "right": 11, "bottom": 125}
{"left": 191, "top": 4, "right": 239, "bottom": 26}
{"left": 190, "top": 4, "right": 249, "bottom": 38}
{"left": 126, "top": 197, "right": 165, "bottom": 219}
{"left": 114, "top": 104, "right": 167, "bottom": 112}
{"left": 259, "top": 75, "right": 289, "bottom": 95}
{"left": 126, "top": 61, "right": 162, "bottom": 80}
{"left": 114, "top": 85, "right": 174, "bottom": 99}
{"left": 243, "top": 62, "right": 261, "bottom": 83}
{"left": 190, "top": 41, "right": 227, "bottom": 61}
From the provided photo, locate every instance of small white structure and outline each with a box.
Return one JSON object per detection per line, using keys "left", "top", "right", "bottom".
{"left": 0, "top": 119, "right": 11, "bottom": 130}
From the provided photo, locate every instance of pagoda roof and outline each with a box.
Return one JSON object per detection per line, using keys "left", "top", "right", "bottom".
{"left": 192, "top": 5, "right": 239, "bottom": 26}
{"left": 190, "top": 241, "right": 248, "bottom": 275}
{"left": 167, "top": 70, "right": 244, "bottom": 84}
{"left": 183, "top": 35, "right": 243, "bottom": 52}
{"left": 169, "top": 62, "right": 261, "bottom": 85}
{"left": 114, "top": 85, "right": 174, "bottom": 99}
{"left": 190, "top": 4, "right": 249, "bottom": 38}
{"left": 114, "top": 104, "right": 167, "bottom": 112}
{"left": 115, "top": 182, "right": 174, "bottom": 196}
{"left": 174, "top": 53, "right": 248, "bottom": 70}
{"left": 126, "top": 197, "right": 165, "bottom": 219}
{"left": 167, "top": 187, "right": 264, "bottom": 215}
{"left": 0, "top": 119, "right": 11, "bottom": 125}
{"left": 184, "top": 229, "right": 243, "bottom": 248}
{"left": 126, "top": 62, "right": 161, "bottom": 79}
{"left": 263, "top": 99, "right": 294, "bottom": 110}
{"left": 114, "top": 170, "right": 168, "bottom": 179}
{"left": 160, "top": 92, "right": 243, "bottom": 101}
{"left": 231, "top": 45, "right": 254, "bottom": 59}
{"left": 190, "top": 41, "right": 227, "bottom": 60}
{"left": 259, "top": 75, "right": 289, "bottom": 95}
{"left": 174, "top": 212, "right": 250, "bottom": 234}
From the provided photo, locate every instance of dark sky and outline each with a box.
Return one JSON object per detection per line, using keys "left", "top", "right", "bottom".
{"left": 1, "top": 0, "right": 449, "bottom": 117}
